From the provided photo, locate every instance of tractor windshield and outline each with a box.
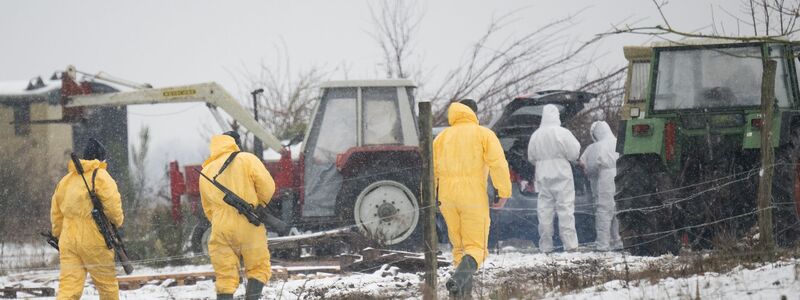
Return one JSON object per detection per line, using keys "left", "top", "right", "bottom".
{"left": 653, "top": 45, "right": 791, "bottom": 110}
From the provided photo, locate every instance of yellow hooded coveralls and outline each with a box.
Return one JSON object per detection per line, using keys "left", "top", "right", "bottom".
{"left": 51, "top": 159, "right": 123, "bottom": 300}
{"left": 433, "top": 102, "right": 512, "bottom": 267}
{"left": 199, "top": 135, "right": 276, "bottom": 294}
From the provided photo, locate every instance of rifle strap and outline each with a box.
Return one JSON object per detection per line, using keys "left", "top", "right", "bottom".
{"left": 91, "top": 169, "right": 98, "bottom": 193}
{"left": 213, "top": 151, "right": 241, "bottom": 181}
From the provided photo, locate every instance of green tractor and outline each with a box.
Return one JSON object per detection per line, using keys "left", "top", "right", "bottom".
{"left": 615, "top": 40, "right": 800, "bottom": 255}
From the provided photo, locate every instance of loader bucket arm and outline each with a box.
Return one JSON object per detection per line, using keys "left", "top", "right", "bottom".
{"left": 65, "top": 82, "right": 284, "bottom": 153}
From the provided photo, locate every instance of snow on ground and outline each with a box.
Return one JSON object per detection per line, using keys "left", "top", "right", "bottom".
{"left": 1, "top": 249, "right": 798, "bottom": 299}
{"left": 557, "top": 259, "right": 800, "bottom": 299}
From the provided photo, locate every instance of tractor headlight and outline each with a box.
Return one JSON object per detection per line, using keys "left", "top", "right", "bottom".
{"left": 630, "top": 107, "right": 641, "bottom": 118}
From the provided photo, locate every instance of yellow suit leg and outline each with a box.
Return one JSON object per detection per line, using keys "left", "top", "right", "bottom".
{"left": 458, "top": 200, "right": 490, "bottom": 267}
{"left": 57, "top": 243, "right": 87, "bottom": 300}
{"left": 209, "top": 230, "right": 241, "bottom": 294}
{"left": 241, "top": 226, "right": 271, "bottom": 283}
{"left": 439, "top": 201, "right": 464, "bottom": 267}
{"left": 83, "top": 245, "right": 119, "bottom": 300}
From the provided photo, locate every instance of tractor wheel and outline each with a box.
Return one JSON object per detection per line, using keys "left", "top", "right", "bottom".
{"left": 190, "top": 220, "right": 211, "bottom": 255}
{"left": 772, "top": 124, "right": 800, "bottom": 247}
{"left": 615, "top": 156, "right": 680, "bottom": 256}
{"left": 338, "top": 169, "right": 422, "bottom": 250}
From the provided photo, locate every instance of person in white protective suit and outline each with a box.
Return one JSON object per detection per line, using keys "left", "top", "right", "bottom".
{"left": 527, "top": 104, "right": 582, "bottom": 252}
{"left": 579, "top": 121, "right": 623, "bottom": 251}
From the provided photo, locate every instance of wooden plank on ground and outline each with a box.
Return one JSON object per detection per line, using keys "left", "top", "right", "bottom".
{"left": 116, "top": 264, "right": 342, "bottom": 290}
{"left": 0, "top": 287, "right": 55, "bottom": 298}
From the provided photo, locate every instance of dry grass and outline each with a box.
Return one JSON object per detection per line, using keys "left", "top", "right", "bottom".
{"left": 481, "top": 245, "right": 799, "bottom": 299}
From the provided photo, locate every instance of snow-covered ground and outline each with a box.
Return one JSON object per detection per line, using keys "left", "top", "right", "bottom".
{"left": 1, "top": 249, "right": 798, "bottom": 299}
{"left": 0, "top": 242, "right": 58, "bottom": 271}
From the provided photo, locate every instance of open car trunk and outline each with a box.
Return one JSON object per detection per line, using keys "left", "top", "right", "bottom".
{"left": 491, "top": 90, "right": 595, "bottom": 182}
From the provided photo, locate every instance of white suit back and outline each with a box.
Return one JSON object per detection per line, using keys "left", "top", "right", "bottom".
{"left": 527, "top": 105, "right": 581, "bottom": 181}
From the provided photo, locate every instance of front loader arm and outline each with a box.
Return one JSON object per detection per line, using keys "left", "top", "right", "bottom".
{"left": 66, "top": 82, "right": 284, "bottom": 153}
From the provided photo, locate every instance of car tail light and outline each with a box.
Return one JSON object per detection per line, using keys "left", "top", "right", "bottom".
{"left": 632, "top": 124, "right": 652, "bottom": 136}
{"left": 509, "top": 170, "right": 520, "bottom": 183}
{"left": 751, "top": 118, "right": 763, "bottom": 129}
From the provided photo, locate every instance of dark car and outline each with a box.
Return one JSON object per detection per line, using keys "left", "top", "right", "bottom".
{"left": 487, "top": 90, "right": 596, "bottom": 249}
{"left": 433, "top": 90, "right": 597, "bottom": 250}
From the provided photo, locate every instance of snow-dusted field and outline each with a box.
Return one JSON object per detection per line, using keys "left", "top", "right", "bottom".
{"left": 1, "top": 249, "right": 798, "bottom": 299}
{"left": 0, "top": 242, "right": 58, "bottom": 271}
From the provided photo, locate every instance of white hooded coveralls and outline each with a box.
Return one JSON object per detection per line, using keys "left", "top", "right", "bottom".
{"left": 580, "top": 121, "right": 623, "bottom": 251}
{"left": 527, "top": 104, "right": 581, "bottom": 252}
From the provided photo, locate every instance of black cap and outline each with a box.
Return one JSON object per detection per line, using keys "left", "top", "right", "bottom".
{"left": 83, "top": 138, "right": 107, "bottom": 161}
{"left": 459, "top": 99, "right": 478, "bottom": 114}
{"left": 223, "top": 131, "right": 242, "bottom": 148}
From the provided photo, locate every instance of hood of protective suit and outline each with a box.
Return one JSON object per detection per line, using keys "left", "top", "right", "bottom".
{"left": 591, "top": 121, "right": 614, "bottom": 142}
{"left": 67, "top": 158, "right": 107, "bottom": 174}
{"left": 204, "top": 135, "right": 241, "bottom": 167}
{"left": 540, "top": 104, "right": 561, "bottom": 127}
{"left": 448, "top": 102, "right": 479, "bottom": 126}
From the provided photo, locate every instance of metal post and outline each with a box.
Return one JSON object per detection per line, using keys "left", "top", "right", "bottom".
{"left": 757, "top": 59, "right": 776, "bottom": 254}
{"left": 251, "top": 88, "right": 265, "bottom": 160}
{"left": 418, "top": 101, "right": 438, "bottom": 299}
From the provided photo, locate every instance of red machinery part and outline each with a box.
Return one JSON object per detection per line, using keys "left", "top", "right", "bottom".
{"left": 183, "top": 165, "right": 203, "bottom": 214}
{"left": 168, "top": 161, "right": 186, "bottom": 223}
{"left": 273, "top": 149, "right": 294, "bottom": 190}
{"left": 335, "top": 145, "right": 420, "bottom": 173}
{"left": 795, "top": 161, "right": 800, "bottom": 218}
{"left": 664, "top": 122, "right": 676, "bottom": 161}
{"left": 59, "top": 73, "right": 94, "bottom": 122}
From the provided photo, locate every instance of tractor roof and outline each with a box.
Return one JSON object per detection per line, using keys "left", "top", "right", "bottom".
{"left": 624, "top": 38, "right": 797, "bottom": 61}
{"left": 319, "top": 79, "right": 416, "bottom": 88}
{"left": 650, "top": 37, "right": 794, "bottom": 48}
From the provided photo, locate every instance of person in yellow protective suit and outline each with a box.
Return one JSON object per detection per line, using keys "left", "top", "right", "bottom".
{"left": 433, "top": 102, "right": 512, "bottom": 298}
{"left": 199, "top": 131, "right": 275, "bottom": 300}
{"left": 51, "top": 138, "right": 123, "bottom": 300}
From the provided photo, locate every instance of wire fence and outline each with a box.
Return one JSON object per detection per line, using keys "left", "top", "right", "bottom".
{"left": 1, "top": 160, "right": 798, "bottom": 281}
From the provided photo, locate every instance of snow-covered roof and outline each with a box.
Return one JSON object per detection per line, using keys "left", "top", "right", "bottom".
{"left": 0, "top": 78, "right": 61, "bottom": 96}
{"left": 319, "top": 79, "right": 416, "bottom": 88}
{"left": 0, "top": 78, "right": 63, "bottom": 105}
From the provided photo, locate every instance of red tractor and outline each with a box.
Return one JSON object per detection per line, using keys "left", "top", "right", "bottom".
{"left": 165, "top": 80, "right": 424, "bottom": 252}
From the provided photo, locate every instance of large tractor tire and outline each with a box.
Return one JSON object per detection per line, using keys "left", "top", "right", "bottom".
{"left": 190, "top": 218, "right": 211, "bottom": 255}
{"left": 338, "top": 168, "right": 422, "bottom": 251}
{"left": 615, "top": 155, "right": 680, "bottom": 256}
{"left": 772, "top": 124, "right": 800, "bottom": 247}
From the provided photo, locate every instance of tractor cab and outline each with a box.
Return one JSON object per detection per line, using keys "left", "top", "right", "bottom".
{"left": 298, "top": 80, "right": 422, "bottom": 246}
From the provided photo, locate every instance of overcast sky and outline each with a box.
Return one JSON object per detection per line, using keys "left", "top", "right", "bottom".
{"left": 0, "top": 0, "right": 740, "bottom": 184}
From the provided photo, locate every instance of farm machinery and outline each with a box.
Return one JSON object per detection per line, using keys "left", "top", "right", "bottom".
{"left": 54, "top": 71, "right": 424, "bottom": 253}
{"left": 616, "top": 40, "right": 800, "bottom": 255}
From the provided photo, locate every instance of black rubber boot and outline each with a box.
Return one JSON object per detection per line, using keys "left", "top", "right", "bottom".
{"left": 446, "top": 255, "right": 478, "bottom": 299}
{"left": 245, "top": 278, "right": 265, "bottom": 300}
{"left": 217, "top": 294, "right": 233, "bottom": 300}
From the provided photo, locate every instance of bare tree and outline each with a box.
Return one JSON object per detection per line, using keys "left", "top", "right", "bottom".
{"left": 235, "top": 43, "right": 329, "bottom": 142}
{"left": 567, "top": 66, "right": 626, "bottom": 144}
{"left": 369, "top": 1, "right": 622, "bottom": 125}
{"left": 369, "top": 0, "right": 424, "bottom": 80}
{"left": 608, "top": 0, "right": 800, "bottom": 41}
{"left": 428, "top": 11, "right": 618, "bottom": 124}
{"left": 129, "top": 126, "right": 151, "bottom": 211}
